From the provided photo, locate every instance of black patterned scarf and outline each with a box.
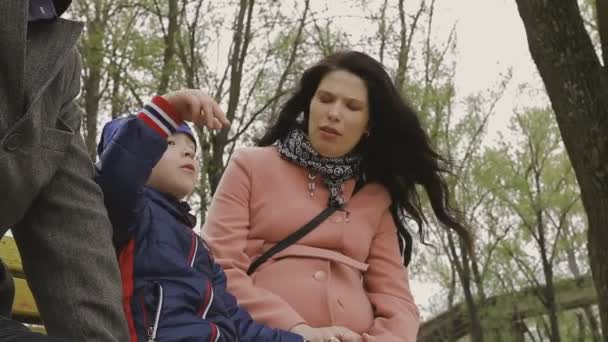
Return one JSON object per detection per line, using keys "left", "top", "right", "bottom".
{"left": 277, "top": 128, "right": 362, "bottom": 207}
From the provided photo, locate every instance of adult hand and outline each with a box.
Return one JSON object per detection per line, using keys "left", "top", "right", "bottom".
{"left": 162, "top": 89, "right": 230, "bottom": 130}
{"left": 290, "top": 324, "right": 320, "bottom": 341}
{"left": 321, "top": 326, "right": 362, "bottom": 342}
{"left": 291, "top": 324, "right": 362, "bottom": 342}
{"left": 322, "top": 326, "right": 361, "bottom": 342}
{"left": 362, "top": 333, "right": 376, "bottom": 342}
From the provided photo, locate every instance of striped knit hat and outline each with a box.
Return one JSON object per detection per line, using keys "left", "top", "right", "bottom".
{"left": 97, "top": 96, "right": 196, "bottom": 157}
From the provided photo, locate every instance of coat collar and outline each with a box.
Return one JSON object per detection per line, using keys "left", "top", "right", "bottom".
{"left": 0, "top": 0, "right": 82, "bottom": 128}
{"left": 24, "top": 18, "right": 83, "bottom": 113}
{"left": 0, "top": 0, "right": 28, "bottom": 131}
{"left": 145, "top": 187, "right": 197, "bottom": 228}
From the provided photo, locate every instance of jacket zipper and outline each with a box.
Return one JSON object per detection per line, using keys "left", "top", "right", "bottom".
{"left": 198, "top": 281, "right": 215, "bottom": 319}
{"left": 191, "top": 233, "right": 224, "bottom": 341}
{"left": 189, "top": 233, "right": 199, "bottom": 267}
{"left": 145, "top": 283, "right": 164, "bottom": 342}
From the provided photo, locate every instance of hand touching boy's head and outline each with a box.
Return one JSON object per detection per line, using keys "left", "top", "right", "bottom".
{"left": 147, "top": 125, "right": 198, "bottom": 200}
{"left": 98, "top": 89, "right": 229, "bottom": 200}
{"left": 144, "top": 88, "right": 229, "bottom": 200}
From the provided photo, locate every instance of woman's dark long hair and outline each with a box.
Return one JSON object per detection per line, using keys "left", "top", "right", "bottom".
{"left": 257, "top": 50, "right": 472, "bottom": 265}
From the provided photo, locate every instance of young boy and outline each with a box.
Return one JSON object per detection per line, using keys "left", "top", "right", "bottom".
{"left": 95, "top": 90, "right": 305, "bottom": 342}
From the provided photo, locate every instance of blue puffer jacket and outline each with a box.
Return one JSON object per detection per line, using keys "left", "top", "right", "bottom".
{"left": 95, "top": 97, "right": 303, "bottom": 342}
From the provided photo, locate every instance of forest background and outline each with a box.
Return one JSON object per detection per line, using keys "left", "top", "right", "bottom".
{"left": 65, "top": 0, "right": 607, "bottom": 340}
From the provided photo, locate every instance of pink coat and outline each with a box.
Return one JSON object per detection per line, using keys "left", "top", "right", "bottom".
{"left": 203, "top": 146, "right": 420, "bottom": 341}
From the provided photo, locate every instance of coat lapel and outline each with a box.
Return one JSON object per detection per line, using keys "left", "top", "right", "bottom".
{"left": 24, "top": 18, "right": 83, "bottom": 114}
{"left": 0, "top": 0, "right": 27, "bottom": 131}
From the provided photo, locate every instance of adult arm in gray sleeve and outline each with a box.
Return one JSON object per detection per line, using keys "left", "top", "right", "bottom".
{"left": 12, "top": 50, "right": 130, "bottom": 342}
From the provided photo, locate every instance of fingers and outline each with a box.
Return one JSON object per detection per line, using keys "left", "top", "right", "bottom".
{"left": 362, "top": 333, "right": 375, "bottom": 342}
{"left": 339, "top": 332, "right": 362, "bottom": 342}
{"left": 196, "top": 93, "right": 229, "bottom": 130}
{"left": 213, "top": 118, "right": 223, "bottom": 129}
{"left": 212, "top": 101, "right": 230, "bottom": 127}
{"left": 326, "top": 327, "right": 362, "bottom": 342}
{"left": 164, "top": 89, "right": 230, "bottom": 131}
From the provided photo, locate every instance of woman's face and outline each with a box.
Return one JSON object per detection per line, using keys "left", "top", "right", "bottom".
{"left": 308, "top": 70, "right": 370, "bottom": 158}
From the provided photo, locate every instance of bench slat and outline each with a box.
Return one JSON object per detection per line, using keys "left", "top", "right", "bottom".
{"left": 1, "top": 236, "right": 42, "bottom": 331}
{"left": 0, "top": 237, "right": 23, "bottom": 275}
{"left": 13, "top": 277, "right": 40, "bottom": 320}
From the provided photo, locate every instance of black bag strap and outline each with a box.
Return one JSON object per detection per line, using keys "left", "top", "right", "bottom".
{"left": 247, "top": 205, "right": 339, "bottom": 275}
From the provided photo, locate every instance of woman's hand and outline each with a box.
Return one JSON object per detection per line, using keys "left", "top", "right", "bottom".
{"left": 291, "top": 324, "right": 362, "bottom": 342}
{"left": 362, "top": 333, "right": 376, "bottom": 342}
{"left": 319, "top": 326, "right": 361, "bottom": 342}
{"left": 291, "top": 324, "right": 321, "bottom": 341}
{"left": 290, "top": 324, "right": 319, "bottom": 341}
{"left": 162, "top": 89, "right": 230, "bottom": 130}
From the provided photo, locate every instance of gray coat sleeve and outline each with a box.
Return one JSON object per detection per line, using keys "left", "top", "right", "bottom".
{"left": 12, "top": 50, "right": 130, "bottom": 342}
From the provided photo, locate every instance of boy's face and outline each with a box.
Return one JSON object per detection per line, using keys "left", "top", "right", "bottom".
{"left": 147, "top": 133, "right": 198, "bottom": 199}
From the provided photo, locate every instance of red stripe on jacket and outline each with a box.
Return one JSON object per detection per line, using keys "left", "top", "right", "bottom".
{"left": 118, "top": 239, "right": 137, "bottom": 342}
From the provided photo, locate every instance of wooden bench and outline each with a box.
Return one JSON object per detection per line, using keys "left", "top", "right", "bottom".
{"left": 0, "top": 237, "right": 45, "bottom": 334}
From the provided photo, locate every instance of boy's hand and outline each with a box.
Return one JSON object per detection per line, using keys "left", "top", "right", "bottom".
{"left": 163, "top": 89, "right": 230, "bottom": 130}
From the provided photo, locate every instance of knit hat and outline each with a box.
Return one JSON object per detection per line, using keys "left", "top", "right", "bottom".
{"left": 175, "top": 123, "right": 197, "bottom": 150}
{"left": 97, "top": 116, "right": 197, "bottom": 158}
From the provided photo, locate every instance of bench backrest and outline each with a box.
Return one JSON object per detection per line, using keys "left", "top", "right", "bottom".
{"left": 0, "top": 237, "right": 44, "bottom": 333}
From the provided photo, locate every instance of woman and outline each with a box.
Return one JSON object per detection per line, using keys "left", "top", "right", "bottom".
{"left": 203, "top": 51, "right": 471, "bottom": 342}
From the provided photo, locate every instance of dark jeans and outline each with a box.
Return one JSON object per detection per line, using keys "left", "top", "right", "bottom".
{"left": 0, "top": 317, "right": 68, "bottom": 341}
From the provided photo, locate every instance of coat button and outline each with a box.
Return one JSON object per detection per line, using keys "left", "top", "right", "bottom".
{"left": 3, "top": 133, "right": 23, "bottom": 152}
{"left": 313, "top": 270, "right": 327, "bottom": 281}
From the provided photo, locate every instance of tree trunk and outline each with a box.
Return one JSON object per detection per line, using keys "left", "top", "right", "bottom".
{"left": 377, "top": 0, "right": 388, "bottom": 63}
{"left": 446, "top": 262, "right": 457, "bottom": 342}
{"left": 538, "top": 222, "right": 561, "bottom": 342}
{"left": 394, "top": 0, "right": 424, "bottom": 90}
{"left": 157, "top": 0, "right": 179, "bottom": 95}
{"left": 460, "top": 245, "right": 484, "bottom": 342}
{"left": 83, "top": 65, "right": 101, "bottom": 160}
{"left": 565, "top": 225, "right": 602, "bottom": 342}
{"left": 578, "top": 311, "right": 588, "bottom": 342}
{"left": 209, "top": 0, "right": 254, "bottom": 194}
{"left": 447, "top": 234, "right": 484, "bottom": 342}
{"left": 515, "top": 1, "right": 608, "bottom": 339}
{"left": 533, "top": 166, "right": 561, "bottom": 342}
{"left": 394, "top": 0, "right": 407, "bottom": 89}
{"left": 110, "top": 64, "right": 122, "bottom": 118}
{"left": 82, "top": 9, "right": 107, "bottom": 160}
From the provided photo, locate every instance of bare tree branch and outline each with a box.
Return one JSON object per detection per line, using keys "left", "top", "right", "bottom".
{"left": 548, "top": 197, "right": 579, "bottom": 265}
{"left": 268, "top": 0, "right": 310, "bottom": 117}
{"left": 226, "top": 87, "right": 294, "bottom": 144}
{"left": 378, "top": 0, "right": 389, "bottom": 63}
{"left": 157, "top": 0, "right": 179, "bottom": 94}
{"left": 124, "top": 77, "right": 144, "bottom": 107}
{"left": 151, "top": 0, "right": 168, "bottom": 37}
{"left": 395, "top": 0, "right": 424, "bottom": 90}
